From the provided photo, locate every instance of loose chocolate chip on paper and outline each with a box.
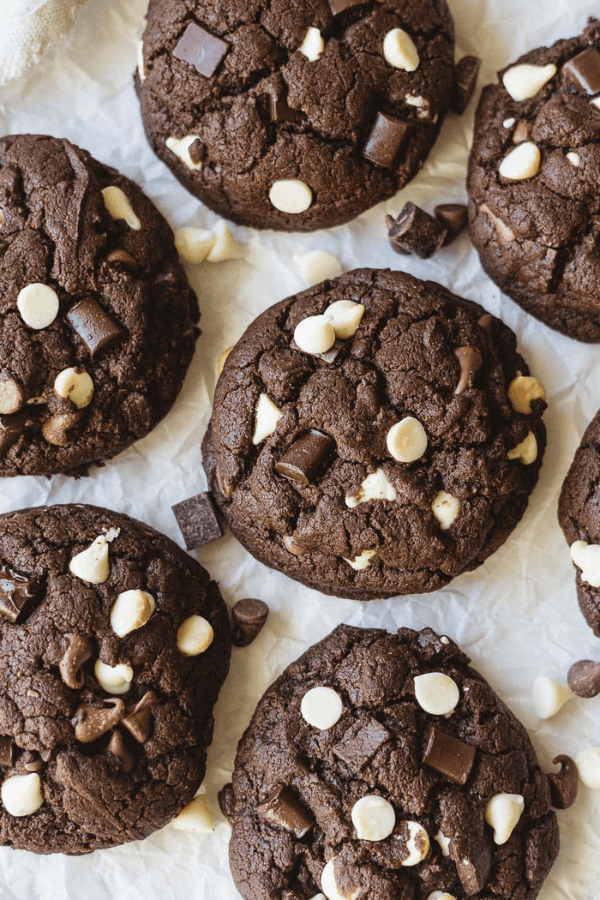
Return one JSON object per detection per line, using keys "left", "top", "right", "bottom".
{"left": 563, "top": 46, "right": 600, "bottom": 94}
{"left": 434, "top": 203, "right": 468, "bottom": 245}
{"left": 386, "top": 203, "right": 448, "bottom": 258}
{"left": 232, "top": 598, "right": 269, "bottom": 647}
{"left": 452, "top": 55, "right": 481, "bottom": 114}
{"left": 257, "top": 785, "right": 314, "bottom": 838}
{"left": 67, "top": 297, "right": 126, "bottom": 358}
{"left": 173, "top": 22, "right": 230, "bottom": 78}
{"left": 363, "top": 113, "right": 411, "bottom": 169}
{"left": 547, "top": 754, "right": 578, "bottom": 809}
{"left": 275, "top": 430, "right": 335, "bottom": 485}
{"left": 567, "top": 658, "right": 600, "bottom": 698}
{"left": 423, "top": 725, "right": 477, "bottom": 785}
{"left": 172, "top": 492, "right": 224, "bottom": 550}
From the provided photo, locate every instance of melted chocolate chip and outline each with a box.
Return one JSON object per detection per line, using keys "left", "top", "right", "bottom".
{"left": 107, "top": 730, "right": 135, "bottom": 772}
{"left": 73, "top": 698, "right": 125, "bottom": 743}
{"left": 454, "top": 346, "right": 483, "bottom": 395}
{"left": 122, "top": 691, "right": 157, "bottom": 743}
{"left": 0, "top": 564, "right": 43, "bottom": 623}
{"left": 59, "top": 633, "right": 94, "bottom": 690}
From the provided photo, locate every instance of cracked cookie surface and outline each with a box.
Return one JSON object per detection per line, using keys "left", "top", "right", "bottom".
{"left": 467, "top": 19, "right": 600, "bottom": 341}
{"left": 0, "top": 503, "right": 230, "bottom": 854}
{"left": 220, "top": 625, "right": 559, "bottom": 900}
{"left": 203, "top": 269, "right": 547, "bottom": 600}
{"left": 0, "top": 134, "right": 199, "bottom": 476}
{"left": 136, "top": 0, "right": 457, "bottom": 231}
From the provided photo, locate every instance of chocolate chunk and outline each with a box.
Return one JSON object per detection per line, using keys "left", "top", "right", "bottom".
{"left": 563, "top": 46, "right": 600, "bottom": 95}
{"left": 263, "top": 84, "right": 305, "bottom": 124}
{"left": 173, "top": 22, "right": 229, "bottom": 78}
{"left": 67, "top": 297, "right": 126, "bottom": 358}
{"left": 24, "top": 756, "right": 45, "bottom": 772}
{"left": 454, "top": 346, "right": 483, "bottom": 395}
{"left": 0, "top": 564, "right": 43, "bottom": 623}
{"left": 477, "top": 313, "right": 493, "bottom": 333}
{"left": 172, "top": 491, "right": 224, "bottom": 550}
{"left": 434, "top": 203, "right": 468, "bottom": 246}
{"left": 0, "top": 417, "right": 23, "bottom": 458}
{"left": 0, "top": 377, "right": 24, "bottom": 415}
{"left": 452, "top": 55, "right": 480, "bottom": 114}
{"left": 333, "top": 717, "right": 390, "bottom": 773}
{"left": 122, "top": 691, "right": 156, "bottom": 743}
{"left": 232, "top": 598, "right": 269, "bottom": 647}
{"left": 0, "top": 737, "right": 15, "bottom": 768}
{"left": 257, "top": 785, "right": 314, "bottom": 838}
{"left": 455, "top": 854, "right": 491, "bottom": 896}
{"left": 59, "top": 633, "right": 94, "bottom": 690}
{"left": 188, "top": 138, "right": 206, "bottom": 165}
{"left": 386, "top": 203, "right": 448, "bottom": 259}
{"left": 319, "top": 339, "right": 344, "bottom": 364}
{"left": 547, "top": 754, "right": 578, "bottom": 809}
{"left": 73, "top": 698, "right": 125, "bottom": 743}
{"left": 41, "top": 411, "right": 83, "bottom": 447}
{"left": 328, "top": 0, "right": 366, "bottom": 13}
{"left": 512, "top": 120, "right": 533, "bottom": 144}
{"left": 567, "top": 658, "right": 600, "bottom": 697}
{"left": 363, "top": 113, "right": 411, "bottom": 169}
{"left": 283, "top": 534, "right": 307, "bottom": 556}
{"left": 423, "top": 725, "right": 476, "bottom": 785}
{"left": 107, "top": 730, "right": 135, "bottom": 772}
{"left": 40, "top": 749, "right": 51, "bottom": 763}
{"left": 275, "top": 430, "right": 335, "bottom": 485}
{"left": 106, "top": 248, "right": 139, "bottom": 273}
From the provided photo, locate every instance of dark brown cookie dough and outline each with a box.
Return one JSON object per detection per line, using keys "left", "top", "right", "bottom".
{"left": 0, "top": 503, "right": 230, "bottom": 854}
{"left": 467, "top": 19, "right": 600, "bottom": 342}
{"left": 220, "top": 625, "right": 559, "bottom": 900}
{"left": 558, "top": 408, "right": 600, "bottom": 637}
{"left": 0, "top": 134, "right": 199, "bottom": 476}
{"left": 203, "top": 269, "right": 547, "bottom": 600}
{"left": 136, "top": 0, "right": 458, "bottom": 232}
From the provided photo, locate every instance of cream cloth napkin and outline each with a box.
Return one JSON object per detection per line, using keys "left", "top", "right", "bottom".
{"left": 0, "top": 0, "right": 87, "bottom": 85}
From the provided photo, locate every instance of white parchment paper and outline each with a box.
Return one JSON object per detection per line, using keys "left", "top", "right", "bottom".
{"left": 0, "top": 0, "right": 599, "bottom": 896}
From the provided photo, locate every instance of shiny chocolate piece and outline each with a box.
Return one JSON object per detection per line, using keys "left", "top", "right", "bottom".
{"left": 172, "top": 492, "right": 223, "bottom": 550}
{"left": 173, "top": 22, "right": 229, "bottom": 78}
{"left": 512, "top": 120, "right": 533, "bottom": 144}
{"left": 333, "top": 717, "right": 390, "bottom": 773}
{"left": 477, "top": 313, "right": 493, "bottom": 332}
{"left": 232, "top": 598, "right": 269, "bottom": 647}
{"left": 364, "top": 113, "right": 411, "bottom": 169}
{"left": 264, "top": 82, "right": 305, "bottom": 124}
{"left": 547, "top": 754, "right": 578, "bottom": 809}
{"left": 567, "top": 658, "right": 600, "bottom": 697}
{"left": 107, "top": 730, "right": 135, "bottom": 772}
{"left": 67, "top": 297, "right": 126, "bottom": 358}
{"left": 563, "top": 46, "right": 600, "bottom": 95}
{"left": 188, "top": 138, "right": 206, "bottom": 165}
{"left": 106, "top": 248, "right": 139, "bottom": 273}
{"left": 24, "top": 756, "right": 45, "bottom": 772}
{"left": 275, "top": 429, "right": 335, "bottom": 485}
{"left": 423, "top": 725, "right": 476, "bottom": 785}
{"left": 386, "top": 203, "right": 448, "bottom": 259}
{"left": 122, "top": 691, "right": 157, "bottom": 743}
{"left": 434, "top": 203, "right": 468, "bottom": 246}
{"left": 0, "top": 377, "right": 25, "bottom": 415}
{"left": 454, "top": 346, "right": 483, "bottom": 395}
{"left": 452, "top": 55, "right": 480, "bottom": 114}
{"left": 318, "top": 339, "right": 344, "bottom": 364}
{"left": 0, "top": 736, "right": 15, "bottom": 768}
{"left": 328, "top": 0, "right": 366, "bottom": 13}
{"left": 455, "top": 851, "right": 492, "bottom": 897}
{"left": 59, "top": 633, "right": 94, "bottom": 690}
{"left": 0, "top": 563, "right": 43, "bottom": 623}
{"left": 73, "top": 698, "right": 125, "bottom": 743}
{"left": 257, "top": 785, "right": 314, "bottom": 838}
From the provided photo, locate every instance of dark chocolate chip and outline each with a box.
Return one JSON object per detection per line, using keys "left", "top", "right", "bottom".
{"left": 173, "top": 22, "right": 229, "bottom": 78}
{"left": 219, "top": 782, "right": 235, "bottom": 820}
{"left": 455, "top": 853, "right": 491, "bottom": 897}
{"left": 452, "top": 55, "right": 480, "bottom": 114}
{"left": 232, "top": 598, "right": 269, "bottom": 647}
{"left": 512, "top": 120, "right": 533, "bottom": 144}
{"left": 275, "top": 430, "right": 335, "bottom": 485}
{"left": 454, "top": 346, "right": 483, "bottom": 395}
{"left": 73, "top": 698, "right": 125, "bottom": 743}
{"left": 318, "top": 339, "right": 344, "bottom": 363}
{"left": 327, "top": 0, "right": 366, "bottom": 13}
{"left": 59, "top": 633, "right": 94, "bottom": 690}
{"left": 0, "top": 736, "right": 15, "bottom": 768}
{"left": 563, "top": 46, "right": 600, "bottom": 95}
{"left": 333, "top": 717, "right": 390, "bottom": 773}
{"left": 0, "top": 377, "right": 25, "bottom": 415}
{"left": 0, "top": 418, "right": 23, "bottom": 458}
{"left": 172, "top": 492, "right": 224, "bottom": 550}
{"left": 106, "top": 248, "right": 139, "bottom": 273}
{"left": 363, "top": 113, "right": 411, "bottom": 169}
{"left": 107, "top": 730, "right": 135, "bottom": 772}
{"left": 67, "top": 297, "right": 126, "bottom": 358}
{"left": 386, "top": 202, "right": 448, "bottom": 259}
{"left": 547, "top": 754, "right": 578, "bottom": 809}
{"left": 0, "top": 564, "right": 43, "bottom": 623}
{"left": 122, "top": 691, "right": 156, "bottom": 743}
{"left": 188, "top": 138, "right": 206, "bottom": 165}
{"left": 257, "top": 785, "right": 314, "bottom": 838}
{"left": 24, "top": 756, "right": 45, "bottom": 772}
{"left": 567, "top": 659, "right": 600, "bottom": 698}
{"left": 434, "top": 203, "right": 468, "bottom": 246}
{"left": 422, "top": 725, "right": 476, "bottom": 785}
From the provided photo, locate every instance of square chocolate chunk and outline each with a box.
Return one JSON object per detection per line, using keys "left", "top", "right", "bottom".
{"left": 363, "top": 113, "right": 410, "bottom": 169}
{"left": 172, "top": 492, "right": 223, "bottom": 550}
{"left": 173, "top": 22, "right": 229, "bottom": 78}
{"left": 67, "top": 298, "right": 126, "bottom": 358}
{"left": 333, "top": 717, "right": 390, "bottom": 773}
{"left": 563, "top": 46, "right": 600, "bottom": 95}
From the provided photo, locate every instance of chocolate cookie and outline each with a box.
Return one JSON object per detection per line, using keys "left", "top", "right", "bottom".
{"left": 220, "top": 625, "right": 559, "bottom": 900}
{"left": 203, "top": 269, "right": 547, "bottom": 600}
{"left": 136, "top": 0, "right": 459, "bottom": 232}
{"left": 0, "top": 134, "right": 199, "bottom": 476}
{"left": 0, "top": 503, "right": 230, "bottom": 854}
{"left": 558, "top": 408, "right": 600, "bottom": 637}
{"left": 467, "top": 19, "right": 600, "bottom": 342}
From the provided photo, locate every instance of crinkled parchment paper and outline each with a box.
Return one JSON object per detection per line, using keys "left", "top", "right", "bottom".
{"left": 0, "top": 0, "right": 599, "bottom": 896}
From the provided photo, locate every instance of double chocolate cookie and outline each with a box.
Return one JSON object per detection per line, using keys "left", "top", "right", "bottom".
{"left": 0, "top": 504, "right": 230, "bottom": 854}
{"left": 136, "top": 0, "right": 460, "bottom": 231}
{"left": 0, "top": 134, "right": 199, "bottom": 476}
{"left": 220, "top": 625, "right": 559, "bottom": 899}
{"left": 203, "top": 269, "right": 547, "bottom": 600}
{"left": 468, "top": 19, "right": 600, "bottom": 341}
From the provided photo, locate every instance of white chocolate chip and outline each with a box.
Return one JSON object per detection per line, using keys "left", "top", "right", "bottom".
{"left": 295, "top": 251, "right": 343, "bottom": 287}
{"left": 570, "top": 540, "right": 600, "bottom": 588}
{"left": 269, "top": 179, "right": 313, "bottom": 214}
{"left": 400, "top": 821, "right": 430, "bottom": 866}
{"left": 575, "top": 748, "right": 600, "bottom": 789}
{"left": 567, "top": 151, "right": 581, "bottom": 167}
{"left": 406, "top": 94, "right": 430, "bottom": 118}
{"left": 325, "top": 299, "right": 365, "bottom": 339}
{"left": 252, "top": 393, "right": 283, "bottom": 445}
{"left": 485, "top": 793, "right": 524, "bottom": 844}
{"left": 386, "top": 417, "right": 427, "bottom": 463}
{"left": 1, "top": 773, "right": 43, "bottom": 817}
{"left": 414, "top": 672, "right": 459, "bottom": 716}
{"left": 351, "top": 795, "right": 395, "bottom": 842}
{"left": 16, "top": 283, "right": 60, "bottom": 330}
{"left": 94, "top": 660, "right": 134, "bottom": 695}
{"left": 0, "top": 209, "right": 4, "bottom": 227}
{"left": 69, "top": 535, "right": 112, "bottom": 584}
{"left": 54, "top": 367, "right": 94, "bottom": 409}
{"left": 110, "top": 590, "right": 156, "bottom": 638}
{"left": 531, "top": 676, "right": 572, "bottom": 719}
{"left": 480, "top": 203, "right": 516, "bottom": 242}
{"left": 298, "top": 26, "right": 324, "bottom": 61}
{"left": 171, "top": 795, "right": 215, "bottom": 833}
{"left": 434, "top": 829, "right": 451, "bottom": 857}
{"left": 427, "top": 893, "right": 457, "bottom": 900}
{"left": 101, "top": 186, "right": 141, "bottom": 231}
{"left": 502, "top": 63, "right": 557, "bottom": 101}
{"left": 166, "top": 134, "right": 204, "bottom": 171}
{"left": 383, "top": 28, "right": 419, "bottom": 71}
{"left": 294, "top": 314, "right": 336, "bottom": 355}
{"left": 301, "top": 686, "right": 343, "bottom": 730}
{"left": 206, "top": 220, "right": 245, "bottom": 262}
{"left": 177, "top": 615, "right": 214, "bottom": 656}
{"left": 508, "top": 373, "right": 545, "bottom": 414}
{"left": 311, "top": 896, "right": 327, "bottom": 900}
{"left": 499, "top": 142, "right": 541, "bottom": 180}
{"left": 175, "top": 227, "right": 216, "bottom": 263}
{"left": 507, "top": 430, "right": 537, "bottom": 464}
{"left": 321, "top": 859, "right": 360, "bottom": 900}
{"left": 440, "top": 636, "right": 449, "bottom": 644}
{"left": 217, "top": 346, "right": 233, "bottom": 375}
{"left": 137, "top": 40, "right": 146, "bottom": 82}
{"left": 345, "top": 468, "right": 396, "bottom": 508}
{"left": 343, "top": 549, "right": 377, "bottom": 571}
{"left": 503, "top": 117, "right": 516, "bottom": 129}
{"left": 431, "top": 491, "right": 460, "bottom": 530}
{"left": 591, "top": 97, "right": 600, "bottom": 112}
